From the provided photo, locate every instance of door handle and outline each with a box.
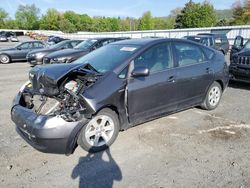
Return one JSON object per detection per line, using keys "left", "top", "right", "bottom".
{"left": 206, "top": 68, "right": 213, "bottom": 74}
{"left": 167, "top": 76, "right": 176, "bottom": 83}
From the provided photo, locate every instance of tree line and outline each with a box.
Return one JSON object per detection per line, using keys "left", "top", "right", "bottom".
{"left": 0, "top": 0, "right": 249, "bottom": 33}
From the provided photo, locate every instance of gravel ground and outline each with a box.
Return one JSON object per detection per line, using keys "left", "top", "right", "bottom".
{"left": 0, "top": 39, "right": 250, "bottom": 188}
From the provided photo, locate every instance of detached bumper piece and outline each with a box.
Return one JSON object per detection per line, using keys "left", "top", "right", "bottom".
{"left": 11, "top": 92, "right": 87, "bottom": 155}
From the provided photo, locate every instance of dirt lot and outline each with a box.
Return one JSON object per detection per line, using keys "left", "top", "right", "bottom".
{"left": 0, "top": 39, "right": 250, "bottom": 188}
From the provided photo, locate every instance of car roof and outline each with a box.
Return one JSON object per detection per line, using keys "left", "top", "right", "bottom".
{"left": 88, "top": 37, "right": 119, "bottom": 40}
{"left": 198, "top": 33, "right": 227, "bottom": 37}
{"left": 185, "top": 35, "right": 211, "bottom": 38}
{"left": 111, "top": 38, "right": 174, "bottom": 46}
{"left": 22, "top": 40, "right": 44, "bottom": 43}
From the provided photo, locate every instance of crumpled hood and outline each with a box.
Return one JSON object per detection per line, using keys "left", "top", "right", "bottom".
{"left": 46, "top": 48, "right": 89, "bottom": 59}
{"left": 29, "top": 63, "right": 101, "bottom": 96}
{"left": 29, "top": 63, "right": 83, "bottom": 87}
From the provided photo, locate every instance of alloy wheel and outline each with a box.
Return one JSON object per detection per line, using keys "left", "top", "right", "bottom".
{"left": 208, "top": 86, "right": 221, "bottom": 107}
{"left": 85, "top": 115, "right": 115, "bottom": 147}
{"left": 0, "top": 55, "right": 10, "bottom": 64}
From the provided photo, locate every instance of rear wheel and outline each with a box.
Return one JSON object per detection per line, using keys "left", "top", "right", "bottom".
{"left": 78, "top": 108, "right": 120, "bottom": 153}
{"left": 201, "top": 82, "right": 222, "bottom": 110}
{"left": 0, "top": 54, "right": 10, "bottom": 64}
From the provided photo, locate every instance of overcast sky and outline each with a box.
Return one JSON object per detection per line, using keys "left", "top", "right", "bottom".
{"left": 2, "top": 0, "right": 236, "bottom": 18}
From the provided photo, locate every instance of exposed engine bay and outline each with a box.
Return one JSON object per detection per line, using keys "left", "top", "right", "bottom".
{"left": 20, "top": 64, "right": 101, "bottom": 122}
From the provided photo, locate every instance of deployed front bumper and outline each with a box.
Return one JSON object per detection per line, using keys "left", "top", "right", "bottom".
{"left": 11, "top": 91, "right": 88, "bottom": 155}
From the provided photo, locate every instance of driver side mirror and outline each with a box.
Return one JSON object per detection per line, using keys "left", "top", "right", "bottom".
{"left": 16, "top": 47, "right": 21, "bottom": 50}
{"left": 131, "top": 67, "right": 149, "bottom": 77}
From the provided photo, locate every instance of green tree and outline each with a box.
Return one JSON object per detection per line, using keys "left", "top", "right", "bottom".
{"left": 231, "top": 1, "right": 245, "bottom": 25}
{"left": 153, "top": 17, "right": 175, "bottom": 30}
{"left": 0, "top": 8, "right": 8, "bottom": 28}
{"left": 138, "top": 11, "right": 154, "bottom": 30}
{"left": 120, "top": 17, "right": 137, "bottom": 31}
{"left": 40, "top": 9, "right": 61, "bottom": 30}
{"left": 4, "top": 19, "right": 17, "bottom": 29}
{"left": 243, "top": 0, "right": 250, "bottom": 24}
{"left": 58, "top": 19, "right": 77, "bottom": 33}
{"left": 216, "top": 19, "right": 229, "bottom": 26}
{"left": 175, "top": 0, "right": 216, "bottom": 28}
{"left": 92, "top": 17, "right": 111, "bottom": 32}
{"left": 63, "top": 11, "right": 81, "bottom": 30}
{"left": 15, "top": 4, "right": 40, "bottom": 29}
{"left": 79, "top": 14, "right": 93, "bottom": 31}
{"left": 106, "top": 17, "right": 120, "bottom": 31}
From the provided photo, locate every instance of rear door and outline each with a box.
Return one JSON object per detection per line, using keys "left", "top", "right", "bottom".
{"left": 33, "top": 41, "right": 45, "bottom": 49}
{"left": 172, "top": 41, "right": 214, "bottom": 109}
{"left": 127, "top": 42, "right": 178, "bottom": 124}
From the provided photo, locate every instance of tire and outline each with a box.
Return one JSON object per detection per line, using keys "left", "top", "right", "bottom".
{"left": 78, "top": 108, "right": 120, "bottom": 153}
{"left": 0, "top": 54, "right": 10, "bottom": 64}
{"left": 201, "top": 82, "right": 222, "bottom": 110}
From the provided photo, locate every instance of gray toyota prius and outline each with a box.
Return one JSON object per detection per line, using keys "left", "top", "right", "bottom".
{"left": 11, "top": 38, "right": 229, "bottom": 154}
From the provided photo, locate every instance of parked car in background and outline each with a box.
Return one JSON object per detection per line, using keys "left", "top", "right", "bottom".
{"left": 27, "top": 40, "right": 83, "bottom": 66}
{"left": 47, "top": 36, "right": 68, "bottom": 45}
{"left": 184, "top": 33, "right": 229, "bottom": 55}
{"left": 43, "top": 37, "right": 129, "bottom": 64}
{"left": 0, "top": 31, "right": 18, "bottom": 42}
{"left": 230, "top": 36, "right": 250, "bottom": 83}
{"left": 0, "top": 34, "right": 8, "bottom": 42}
{"left": 11, "top": 38, "right": 229, "bottom": 154}
{"left": 10, "top": 36, "right": 19, "bottom": 42}
{"left": 0, "top": 41, "right": 46, "bottom": 64}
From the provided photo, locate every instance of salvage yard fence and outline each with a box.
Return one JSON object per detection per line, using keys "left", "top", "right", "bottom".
{"left": 3, "top": 25, "right": 250, "bottom": 45}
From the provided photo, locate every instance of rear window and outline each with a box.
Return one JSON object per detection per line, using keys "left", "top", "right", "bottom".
{"left": 174, "top": 42, "right": 205, "bottom": 67}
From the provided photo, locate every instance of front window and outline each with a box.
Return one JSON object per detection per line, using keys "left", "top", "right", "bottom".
{"left": 74, "top": 44, "right": 139, "bottom": 73}
{"left": 17, "top": 42, "right": 32, "bottom": 49}
{"left": 74, "top": 39, "right": 98, "bottom": 50}
{"left": 134, "top": 43, "right": 173, "bottom": 74}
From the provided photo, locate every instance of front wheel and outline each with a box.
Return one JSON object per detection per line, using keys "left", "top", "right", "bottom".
{"left": 78, "top": 108, "right": 120, "bottom": 153}
{"left": 0, "top": 54, "right": 10, "bottom": 64}
{"left": 201, "top": 82, "right": 222, "bottom": 110}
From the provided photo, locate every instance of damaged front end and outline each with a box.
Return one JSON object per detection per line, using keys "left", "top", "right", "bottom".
{"left": 11, "top": 63, "right": 101, "bottom": 154}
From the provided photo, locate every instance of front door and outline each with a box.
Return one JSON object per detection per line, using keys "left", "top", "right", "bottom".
{"left": 127, "top": 42, "right": 178, "bottom": 124}
{"left": 13, "top": 42, "right": 33, "bottom": 60}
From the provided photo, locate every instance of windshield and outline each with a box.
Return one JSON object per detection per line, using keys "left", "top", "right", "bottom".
{"left": 15, "top": 43, "right": 22, "bottom": 48}
{"left": 74, "top": 44, "right": 139, "bottom": 73}
{"left": 74, "top": 39, "right": 97, "bottom": 50}
{"left": 244, "top": 40, "right": 250, "bottom": 49}
{"left": 50, "top": 40, "right": 68, "bottom": 49}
